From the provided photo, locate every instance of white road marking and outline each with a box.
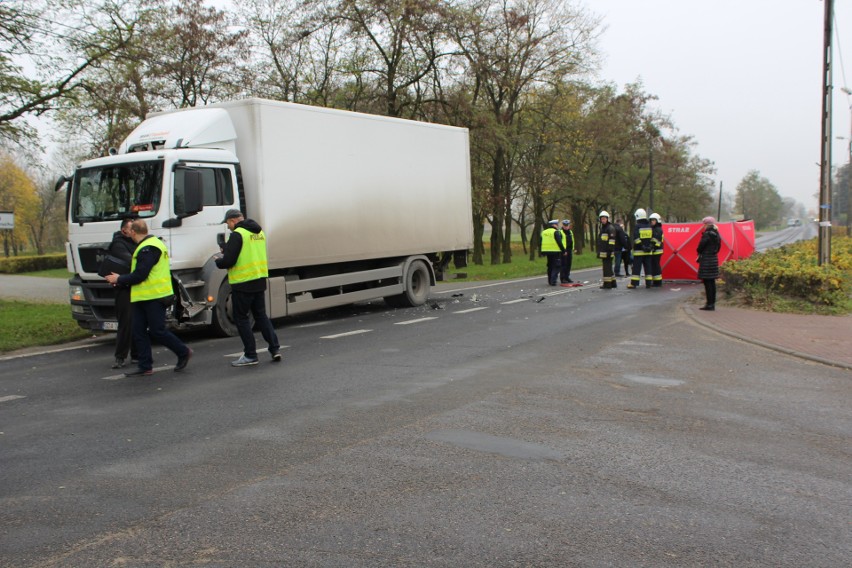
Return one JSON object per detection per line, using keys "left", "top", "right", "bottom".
{"left": 320, "top": 329, "right": 372, "bottom": 339}
{"left": 101, "top": 366, "right": 172, "bottom": 381}
{"left": 501, "top": 299, "right": 530, "bottom": 305}
{"left": 395, "top": 317, "right": 438, "bottom": 325}
{"left": 0, "top": 395, "right": 25, "bottom": 403}
{"left": 435, "top": 276, "right": 542, "bottom": 295}
{"left": 453, "top": 307, "right": 489, "bottom": 314}
{"left": 224, "top": 346, "right": 289, "bottom": 358}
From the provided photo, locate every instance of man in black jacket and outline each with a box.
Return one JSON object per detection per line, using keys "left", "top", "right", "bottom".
{"left": 560, "top": 219, "right": 575, "bottom": 283}
{"left": 107, "top": 218, "right": 137, "bottom": 368}
{"left": 216, "top": 209, "right": 281, "bottom": 366}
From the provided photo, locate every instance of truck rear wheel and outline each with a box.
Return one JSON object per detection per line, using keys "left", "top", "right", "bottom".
{"left": 211, "top": 280, "right": 254, "bottom": 337}
{"left": 385, "top": 259, "right": 431, "bottom": 308}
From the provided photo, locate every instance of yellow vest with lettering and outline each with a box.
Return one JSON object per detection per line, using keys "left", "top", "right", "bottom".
{"left": 228, "top": 227, "right": 269, "bottom": 284}
{"left": 130, "top": 237, "right": 172, "bottom": 302}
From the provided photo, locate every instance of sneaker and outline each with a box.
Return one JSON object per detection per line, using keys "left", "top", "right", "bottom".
{"left": 175, "top": 348, "right": 193, "bottom": 371}
{"left": 125, "top": 368, "right": 153, "bottom": 377}
{"left": 270, "top": 350, "right": 282, "bottom": 362}
{"left": 231, "top": 355, "right": 259, "bottom": 367}
{"left": 111, "top": 357, "right": 125, "bottom": 369}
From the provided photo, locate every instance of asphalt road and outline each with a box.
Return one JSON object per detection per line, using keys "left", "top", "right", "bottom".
{"left": 1, "top": 270, "right": 849, "bottom": 567}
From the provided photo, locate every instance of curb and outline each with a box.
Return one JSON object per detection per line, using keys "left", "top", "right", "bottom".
{"left": 682, "top": 305, "right": 852, "bottom": 371}
{"left": 0, "top": 334, "right": 113, "bottom": 362}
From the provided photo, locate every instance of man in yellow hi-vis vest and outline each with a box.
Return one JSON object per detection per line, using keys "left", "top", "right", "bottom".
{"left": 105, "top": 220, "right": 191, "bottom": 376}
{"left": 216, "top": 209, "right": 281, "bottom": 367}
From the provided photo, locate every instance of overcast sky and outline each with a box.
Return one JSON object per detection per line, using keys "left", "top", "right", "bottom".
{"left": 591, "top": 0, "right": 852, "bottom": 212}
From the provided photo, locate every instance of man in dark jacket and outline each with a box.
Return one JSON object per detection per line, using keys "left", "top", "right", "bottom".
{"left": 216, "top": 209, "right": 281, "bottom": 366}
{"left": 560, "top": 219, "right": 575, "bottom": 283}
{"left": 613, "top": 219, "right": 630, "bottom": 278}
{"left": 106, "top": 218, "right": 137, "bottom": 368}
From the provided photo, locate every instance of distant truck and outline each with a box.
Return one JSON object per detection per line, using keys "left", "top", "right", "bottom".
{"left": 57, "top": 98, "right": 473, "bottom": 336}
{"left": 787, "top": 218, "right": 802, "bottom": 227}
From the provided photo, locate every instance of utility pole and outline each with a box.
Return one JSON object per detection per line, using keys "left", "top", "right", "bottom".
{"left": 818, "top": 0, "right": 834, "bottom": 265}
{"left": 843, "top": 87, "right": 852, "bottom": 237}
{"left": 648, "top": 147, "right": 654, "bottom": 214}
{"left": 717, "top": 181, "right": 723, "bottom": 221}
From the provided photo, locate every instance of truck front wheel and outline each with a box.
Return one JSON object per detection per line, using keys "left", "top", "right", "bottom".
{"left": 211, "top": 280, "right": 244, "bottom": 337}
{"left": 386, "top": 259, "right": 431, "bottom": 308}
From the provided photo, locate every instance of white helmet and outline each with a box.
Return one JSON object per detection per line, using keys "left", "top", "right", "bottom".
{"left": 634, "top": 208, "right": 647, "bottom": 220}
{"left": 599, "top": 210, "right": 610, "bottom": 219}
{"left": 649, "top": 212, "right": 662, "bottom": 222}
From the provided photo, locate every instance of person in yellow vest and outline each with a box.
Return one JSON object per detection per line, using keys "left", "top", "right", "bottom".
{"left": 216, "top": 209, "right": 281, "bottom": 367}
{"left": 105, "top": 220, "right": 192, "bottom": 376}
{"left": 540, "top": 219, "right": 565, "bottom": 286}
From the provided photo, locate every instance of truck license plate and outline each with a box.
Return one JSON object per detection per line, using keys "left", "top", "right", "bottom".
{"left": 102, "top": 322, "right": 118, "bottom": 331}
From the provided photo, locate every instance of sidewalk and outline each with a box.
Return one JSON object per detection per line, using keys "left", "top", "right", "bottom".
{"left": 0, "top": 274, "right": 68, "bottom": 303}
{"left": 686, "top": 304, "right": 852, "bottom": 370}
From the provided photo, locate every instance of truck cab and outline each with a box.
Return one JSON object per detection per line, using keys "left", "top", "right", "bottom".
{"left": 62, "top": 109, "right": 240, "bottom": 333}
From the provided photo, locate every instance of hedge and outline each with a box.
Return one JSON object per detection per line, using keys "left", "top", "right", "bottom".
{"left": 721, "top": 236, "right": 852, "bottom": 308}
{"left": 0, "top": 254, "right": 67, "bottom": 274}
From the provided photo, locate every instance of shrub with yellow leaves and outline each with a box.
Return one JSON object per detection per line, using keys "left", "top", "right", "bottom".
{"left": 721, "top": 235, "right": 852, "bottom": 313}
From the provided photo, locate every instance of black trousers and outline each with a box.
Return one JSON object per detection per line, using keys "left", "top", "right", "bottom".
{"left": 232, "top": 289, "right": 280, "bottom": 359}
{"left": 114, "top": 286, "right": 136, "bottom": 360}
{"left": 702, "top": 278, "right": 717, "bottom": 306}
{"left": 544, "top": 253, "right": 562, "bottom": 285}
{"left": 132, "top": 299, "right": 189, "bottom": 372}
{"left": 630, "top": 255, "right": 653, "bottom": 286}
{"left": 560, "top": 252, "right": 573, "bottom": 282}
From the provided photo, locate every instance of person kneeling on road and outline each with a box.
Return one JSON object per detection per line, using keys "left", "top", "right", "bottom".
{"left": 216, "top": 209, "right": 282, "bottom": 367}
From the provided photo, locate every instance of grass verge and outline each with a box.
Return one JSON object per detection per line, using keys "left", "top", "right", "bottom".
{"left": 0, "top": 300, "right": 90, "bottom": 353}
{"left": 446, "top": 249, "right": 600, "bottom": 281}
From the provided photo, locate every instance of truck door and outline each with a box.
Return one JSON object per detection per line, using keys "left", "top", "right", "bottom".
{"left": 168, "top": 164, "right": 238, "bottom": 270}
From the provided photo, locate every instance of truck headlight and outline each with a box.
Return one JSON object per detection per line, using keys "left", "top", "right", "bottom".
{"left": 69, "top": 285, "right": 84, "bottom": 302}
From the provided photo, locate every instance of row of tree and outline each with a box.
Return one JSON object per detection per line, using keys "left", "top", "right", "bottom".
{"left": 0, "top": 0, "right": 820, "bottom": 260}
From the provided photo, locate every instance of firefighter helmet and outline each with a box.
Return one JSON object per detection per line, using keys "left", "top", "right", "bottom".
{"left": 634, "top": 208, "right": 647, "bottom": 220}
{"left": 599, "top": 210, "right": 610, "bottom": 219}
{"left": 649, "top": 212, "right": 661, "bottom": 222}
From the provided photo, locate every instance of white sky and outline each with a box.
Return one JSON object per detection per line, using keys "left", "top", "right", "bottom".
{"left": 590, "top": 0, "right": 852, "bottom": 213}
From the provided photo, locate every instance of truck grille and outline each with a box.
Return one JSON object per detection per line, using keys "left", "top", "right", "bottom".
{"left": 78, "top": 245, "right": 110, "bottom": 273}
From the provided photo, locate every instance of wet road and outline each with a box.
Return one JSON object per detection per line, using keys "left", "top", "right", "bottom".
{"left": 1, "top": 271, "right": 850, "bottom": 567}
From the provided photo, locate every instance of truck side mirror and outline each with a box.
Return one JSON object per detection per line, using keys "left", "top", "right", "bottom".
{"left": 54, "top": 175, "right": 70, "bottom": 193}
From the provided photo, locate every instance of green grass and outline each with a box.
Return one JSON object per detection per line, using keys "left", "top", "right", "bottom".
{"left": 446, "top": 247, "right": 600, "bottom": 281}
{"left": 0, "top": 300, "right": 90, "bottom": 353}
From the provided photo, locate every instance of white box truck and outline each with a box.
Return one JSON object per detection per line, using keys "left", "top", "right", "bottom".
{"left": 58, "top": 98, "right": 473, "bottom": 336}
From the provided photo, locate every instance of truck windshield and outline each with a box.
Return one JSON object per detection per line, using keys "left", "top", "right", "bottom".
{"left": 72, "top": 161, "right": 163, "bottom": 222}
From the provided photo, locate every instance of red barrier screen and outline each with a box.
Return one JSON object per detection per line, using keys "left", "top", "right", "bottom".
{"left": 660, "top": 220, "right": 755, "bottom": 280}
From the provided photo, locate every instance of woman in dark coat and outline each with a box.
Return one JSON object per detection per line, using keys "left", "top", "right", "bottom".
{"left": 696, "top": 216, "right": 721, "bottom": 310}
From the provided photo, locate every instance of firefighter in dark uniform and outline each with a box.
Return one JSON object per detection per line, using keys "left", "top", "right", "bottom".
{"left": 649, "top": 212, "right": 664, "bottom": 287}
{"left": 597, "top": 211, "right": 618, "bottom": 289}
{"left": 540, "top": 219, "right": 565, "bottom": 286}
{"left": 560, "top": 219, "right": 574, "bottom": 284}
{"left": 628, "top": 208, "right": 653, "bottom": 289}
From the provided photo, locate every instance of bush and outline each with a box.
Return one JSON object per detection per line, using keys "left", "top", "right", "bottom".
{"left": 0, "top": 254, "right": 67, "bottom": 274}
{"left": 721, "top": 236, "right": 852, "bottom": 313}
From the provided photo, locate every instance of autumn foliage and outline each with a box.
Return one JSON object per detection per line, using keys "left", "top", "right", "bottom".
{"left": 721, "top": 235, "right": 852, "bottom": 313}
